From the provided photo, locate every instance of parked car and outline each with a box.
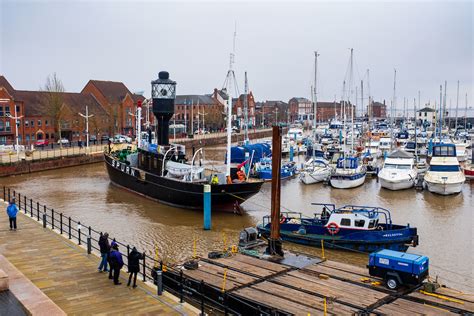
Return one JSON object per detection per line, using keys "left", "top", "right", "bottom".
{"left": 112, "top": 134, "right": 132, "bottom": 144}
{"left": 57, "top": 138, "right": 69, "bottom": 145}
{"left": 89, "top": 135, "right": 97, "bottom": 142}
{"left": 101, "top": 135, "right": 110, "bottom": 142}
{"left": 34, "top": 139, "right": 49, "bottom": 147}
{"left": 194, "top": 129, "right": 210, "bottom": 135}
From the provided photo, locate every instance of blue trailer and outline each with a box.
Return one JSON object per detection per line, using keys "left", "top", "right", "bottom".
{"left": 368, "top": 249, "right": 429, "bottom": 290}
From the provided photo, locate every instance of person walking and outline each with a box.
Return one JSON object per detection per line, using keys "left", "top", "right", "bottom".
{"left": 109, "top": 243, "right": 124, "bottom": 285}
{"left": 98, "top": 232, "right": 110, "bottom": 272}
{"left": 127, "top": 247, "right": 143, "bottom": 288}
{"left": 108, "top": 240, "right": 117, "bottom": 280}
{"left": 6, "top": 197, "right": 18, "bottom": 230}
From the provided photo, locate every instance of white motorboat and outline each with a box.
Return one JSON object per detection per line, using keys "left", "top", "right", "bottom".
{"left": 424, "top": 143, "right": 465, "bottom": 195}
{"left": 363, "top": 140, "right": 382, "bottom": 159}
{"left": 378, "top": 149, "right": 418, "bottom": 190}
{"left": 287, "top": 124, "right": 304, "bottom": 142}
{"left": 299, "top": 158, "right": 332, "bottom": 184}
{"left": 330, "top": 157, "right": 367, "bottom": 189}
{"left": 379, "top": 137, "right": 392, "bottom": 155}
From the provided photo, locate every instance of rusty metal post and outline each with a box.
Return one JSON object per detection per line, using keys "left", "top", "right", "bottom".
{"left": 267, "top": 125, "right": 284, "bottom": 256}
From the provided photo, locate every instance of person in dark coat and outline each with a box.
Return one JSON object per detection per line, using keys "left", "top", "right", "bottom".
{"left": 108, "top": 240, "right": 117, "bottom": 280}
{"left": 97, "top": 232, "right": 110, "bottom": 272}
{"left": 127, "top": 247, "right": 143, "bottom": 288}
{"left": 108, "top": 243, "right": 124, "bottom": 285}
{"left": 6, "top": 197, "right": 18, "bottom": 230}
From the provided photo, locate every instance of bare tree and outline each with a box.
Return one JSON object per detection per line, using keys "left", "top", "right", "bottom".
{"left": 41, "top": 73, "right": 65, "bottom": 147}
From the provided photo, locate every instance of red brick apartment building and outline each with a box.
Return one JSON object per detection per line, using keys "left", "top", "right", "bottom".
{"left": 0, "top": 75, "right": 145, "bottom": 146}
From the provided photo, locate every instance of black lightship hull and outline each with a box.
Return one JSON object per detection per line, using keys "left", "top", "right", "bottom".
{"left": 104, "top": 154, "right": 263, "bottom": 213}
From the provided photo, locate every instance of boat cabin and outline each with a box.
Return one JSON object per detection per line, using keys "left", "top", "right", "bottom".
{"left": 336, "top": 157, "right": 359, "bottom": 169}
{"left": 325, "top": 210, "right": 381, "bottom": 230}
{"left": 137, "top": 143, "right": 187, "bottom": 176}
{"left": 432, "top": 143, "right": 456, "bottom": 157}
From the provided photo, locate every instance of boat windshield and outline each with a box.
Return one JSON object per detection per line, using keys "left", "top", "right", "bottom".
{"left": 433, "top": 145, "right": 456, "bottom": 157}
{"left": 429, "top": 165, "right": 460, "bottom": 172}
{"left": 384, "top": 164, "right": 411, "bottom": 170}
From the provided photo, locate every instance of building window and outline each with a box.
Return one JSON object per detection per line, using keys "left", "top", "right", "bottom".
{"left": 25, "top": 120, "right": 29, "bottom": 127}
{"left": 340, "top": 218, "right": 351, "bottom": 226}
{"left": 16, "top": 105, "right": 20, "bottom": 114}
{"left": 5, "top": 106, "right": 10, "bottom": 115}
{"left": 45, "top": 120, "right": 49, "bottom": 126}
{"left": 0, "top": 106, "right": 3, "bottom": 116}
{"left": 0, "top": 120, "right": 3, "bottom": 131}
{"left": 5, "top": 120, "right": 10, "bottom": 131}
{"left": 26, "top": 135, "right": 30, "bottom": 142}
{"left": 31, "top": 134, "right": 35, "bottom": 141}
{"left": 38, "top": 120, "right": 42, "bottom": 126}
{"left": 424, "top": 112, "right": 427, "bottom": 117}
{"left": 31, "top": 120, "right": 34, "bottom": 127}
{"left": 50, "top": 133, "right": 54, "bottom": 139}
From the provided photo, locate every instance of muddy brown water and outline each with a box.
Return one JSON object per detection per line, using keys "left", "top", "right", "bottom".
{"left": 1, "top": 149, "right": 473, "bottom": 292}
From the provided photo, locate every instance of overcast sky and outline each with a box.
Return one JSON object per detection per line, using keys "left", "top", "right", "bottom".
{"left": 1, "top": 0, "right": 472, "bottom": 111}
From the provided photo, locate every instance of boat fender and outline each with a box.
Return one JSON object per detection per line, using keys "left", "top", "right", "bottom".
{"left": 326, "top": 222, "right": 340, "bottom": 235}
{"left": 183, "top": 260, "right": 199, "bottom": 270}
{"left": 208, "top": 251, "right": 224, "bottom": 259}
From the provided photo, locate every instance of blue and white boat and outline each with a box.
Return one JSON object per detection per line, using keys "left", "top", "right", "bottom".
{"left": 254, "top": 157, "right": 297, "bottom": 182}
{"left": 330, "top": 157, "right": 367, "bottom": 189}
{"left": 257, "top": 203, "right": 419, "bottom": 253}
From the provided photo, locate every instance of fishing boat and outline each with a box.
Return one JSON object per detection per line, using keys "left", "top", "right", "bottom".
{"left": 299, "top": 158, "right": 332, "bottom": 184}
{"left": 378, "top": 149, "right": 418, "bottom": 190}
{"left": 257, "top": 203, "right": 419, "bottom": 252}
{"left": 463, "top": 163, "right": 474, "bottom": 179}
{"left": 330, "top": 157, "right": 367, "bottom": 189}
{"left": 104, "top": 72, "right": 263, "bottom": 213}
{"left": 287, "top": 124, "right": 304, "bottom": 142}
{"left": 424, "top": 143, "right": 465, "bottom": 195}
{"left": 254, "top": 157, "right": 297, "bottom": 181}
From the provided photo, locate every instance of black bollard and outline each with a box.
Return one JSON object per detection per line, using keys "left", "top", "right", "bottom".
{"left": 157, "top": 269, "right": 163, "bottom": 296}
{"left": 87, "top": 235, "right": 92, "bottom": 254}
{"left": 42, "top": 212, "right": 46, "bottom": 228}
{"left": 78, "top": 222, "right": 81, "bottom": 245}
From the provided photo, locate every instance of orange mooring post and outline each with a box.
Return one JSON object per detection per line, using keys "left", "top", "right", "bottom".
{"left": 267, "top": 125, "right": 284, "bottom": 256}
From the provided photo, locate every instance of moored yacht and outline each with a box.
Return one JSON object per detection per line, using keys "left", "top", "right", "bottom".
{"left": 330, "top": 157, "right": 367, "bottom": 189}
{"left": 424, "top": 143, "right": 465, "bottom": 195}
{"left": 378, "top": 149, "right": 418, "bottom": 190}
{"left": 299, "top": 158, "right": 332, "bottom": 184}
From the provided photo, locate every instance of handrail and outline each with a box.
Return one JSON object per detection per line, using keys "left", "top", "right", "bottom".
{"left": 190, "top": 148, "right": 203, "bottom": 181}
{"left": 161, "top": 145, "right": 177, "bottom": 176}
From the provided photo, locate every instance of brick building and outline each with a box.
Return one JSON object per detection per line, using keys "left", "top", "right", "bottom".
{"left": 255, "top": 100, "right": 289, "bottom": 127}
{"left": 81, "top": 80, "right": 145, "bottom": 137}
{"left": 0, "top": 75, "right": 110, "bottom": 146}
{"left": 289, "top": 97, "right": 313, "bottom": 124}
{"left": 370, "top": 101, "right": 387, "bottom": 119}
{"left": 174, "top": 94, "right": 225, "bottom": 131}
{"left": 232, "top": 92, "right": 256, "bottom": 128}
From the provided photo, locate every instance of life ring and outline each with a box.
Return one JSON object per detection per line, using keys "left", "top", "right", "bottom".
{"left": 327, "top": 222, "right": 340, "bottom": 235}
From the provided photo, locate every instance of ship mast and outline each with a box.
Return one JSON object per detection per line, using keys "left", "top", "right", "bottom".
{"left": 244, "top": 71, "right": 249, "bottom": 143}
{"left": 313, "top": 51, "right": 319, "bottom": 137}
{"left": 455, "top": 80, "right": 459, "bottom": 131}
{"left": 224, "top": 25, "right": 238, "bottom": 181}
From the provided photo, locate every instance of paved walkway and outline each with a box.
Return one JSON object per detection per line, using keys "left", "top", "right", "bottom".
{"left": 0, "top": 200, "right": 193, "bottom": 315}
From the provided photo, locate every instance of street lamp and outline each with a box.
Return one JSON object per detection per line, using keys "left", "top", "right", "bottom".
{"left": 78, "top": 105, "right": 94, "bottom": 148}
{"left": 6, "top": 105, "right": 23, "bottom": 158}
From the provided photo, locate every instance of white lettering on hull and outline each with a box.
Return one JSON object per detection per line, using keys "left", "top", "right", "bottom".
{"left": 110, "top": 158, "right": 136, "bottom": 177}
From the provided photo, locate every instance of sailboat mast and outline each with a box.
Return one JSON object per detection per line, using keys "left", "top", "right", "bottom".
{"left": 244, "top": 71, "right": 249, "bottom": 142}
{"left": 455, "top": 80, "right": 459, "bottom": 131}
{"left": 348, "top": 48, "right": 354, "bottom": 154}
{"left": 367, "top": 69, "right": 371, "bottom": 130}
{"left": 443, "top": 81, "right": 447, "bottom": 131}
{"left": 225, "top": 27, "right": 237, "bottom": 179}
{"left": 438, "top": 84, "right": 442, "bottom": 139}
{"left": 465, "top": 93, "right": 468, "bottom": 128}
{"left": 391, "top": 69, "right": 396, "bottom": 149}
{"left": 414, "top": 98, "right": 418, "bottom": 161}
{"left": 313, "top": 51, "right": 319, "bottom": 132}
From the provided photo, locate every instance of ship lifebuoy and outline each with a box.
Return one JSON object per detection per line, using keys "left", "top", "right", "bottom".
{"left": 327, "top": 222, "right": 340, "bottom": 235}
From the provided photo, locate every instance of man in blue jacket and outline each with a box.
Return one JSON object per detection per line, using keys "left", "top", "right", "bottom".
{"left": 109, "top": 243, "right": 124, "bottom": 285}
{"left": 6, "top": 197, "right": 18, "bottom": 230}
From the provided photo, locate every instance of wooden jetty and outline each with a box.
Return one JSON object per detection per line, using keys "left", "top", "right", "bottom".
{"left": 168, "top": 252, "right": 474, "bottom": 315}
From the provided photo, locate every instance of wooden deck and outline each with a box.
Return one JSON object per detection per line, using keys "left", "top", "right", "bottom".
{"left": 0, "top": 201, "right": 194, "bottom": 315}
{"left": 178, "top": 253, "right": 473, "bottom": 315}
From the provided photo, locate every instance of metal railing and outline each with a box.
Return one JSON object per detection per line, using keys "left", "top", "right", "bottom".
{"left": 2, "top": 186, "right": 270, "bottom": 316}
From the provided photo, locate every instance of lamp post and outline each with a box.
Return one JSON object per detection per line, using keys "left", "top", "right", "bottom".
{"left": 78, "top": 106, "right": 94, "bottom": 149}
{"left": 6, "top": 105, "right": 23, "bottom": 158}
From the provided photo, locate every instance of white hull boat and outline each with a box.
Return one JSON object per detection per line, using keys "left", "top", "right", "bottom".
{"left": 378, "top": 149, "right": 417, "bottom": 191}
